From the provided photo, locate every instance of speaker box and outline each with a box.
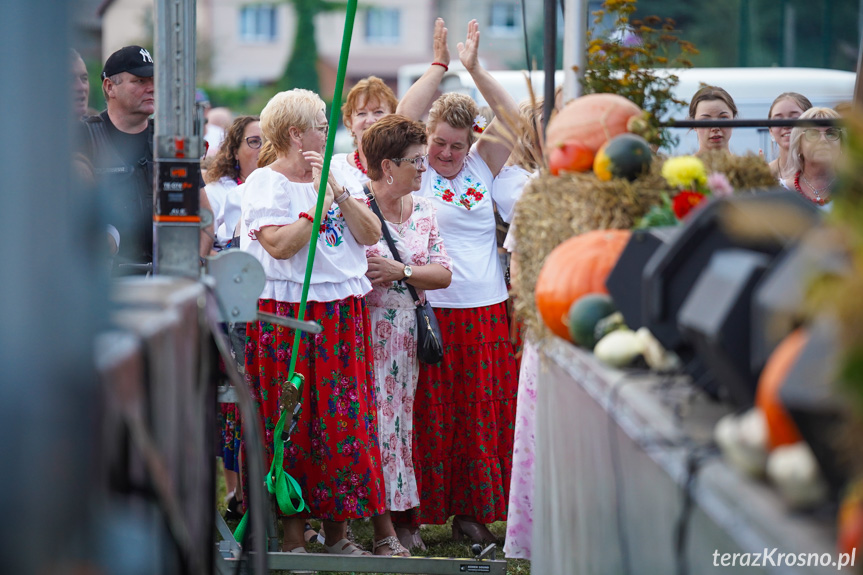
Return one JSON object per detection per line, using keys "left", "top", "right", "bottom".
{"left": 641, "top": 190, "right": 821, "bottom": 393}
{"left": 605, "top": 226, "right": 678, "bottom": 331}
{"left": 677, "top": 249, "right": 772, "bottom": 407}
{"left": 750, "top": 228, "right": 849, "bottom": 375}
{"left": 779, "top": 316, "right": 852, "bottom": 499}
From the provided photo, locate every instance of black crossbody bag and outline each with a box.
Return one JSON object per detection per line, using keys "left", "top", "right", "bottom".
{"left": 364, "top": 185, "right": 444, "bottom": 364}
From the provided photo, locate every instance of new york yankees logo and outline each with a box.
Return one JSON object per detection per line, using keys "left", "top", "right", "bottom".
{"left": 140, "top": 48, "right": 153, "bottom": 63}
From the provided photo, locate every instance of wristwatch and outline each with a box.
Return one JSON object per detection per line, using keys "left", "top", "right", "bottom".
{"left": 403, "top": 265, "right": 413, "bottom": 279}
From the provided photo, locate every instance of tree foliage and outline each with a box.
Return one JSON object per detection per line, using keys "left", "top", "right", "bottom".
{"left": 580, "top": 0, "right": 698, "bottom": 150}
{"left": 277, "top": 0, "right": 348, "bottom": 94}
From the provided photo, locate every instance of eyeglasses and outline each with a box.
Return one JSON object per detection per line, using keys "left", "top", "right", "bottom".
{"left": 392, "top": 154, "right": 428, "bottom": 170}
{"left": 802, "top": 128, "right": 841, "bottom": 142}
{"left": 312, "top": 124, "right": 329, "bottom": 136}
{"left": 245, "top": 136, "right": 263, "bottom": 149}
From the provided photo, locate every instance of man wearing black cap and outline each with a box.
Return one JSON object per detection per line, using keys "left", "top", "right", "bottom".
{"left": 82, "top": 45, "right": 212, "bottom": 271}
{"left": 81, "top": 45, "right": 156, "bottom": 270}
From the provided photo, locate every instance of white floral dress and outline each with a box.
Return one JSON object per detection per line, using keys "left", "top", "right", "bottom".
{"left": 364, "top": 195, "right": 452, "bottom": 511}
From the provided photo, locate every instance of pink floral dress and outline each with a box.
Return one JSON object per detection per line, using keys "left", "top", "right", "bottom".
{"left": 364, "top": 195, "right": 452, "bottom": 511}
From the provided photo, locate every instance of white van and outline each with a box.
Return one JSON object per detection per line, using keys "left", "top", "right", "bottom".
{"left": 396, "top": 64, "right": 856, "bottom": 157}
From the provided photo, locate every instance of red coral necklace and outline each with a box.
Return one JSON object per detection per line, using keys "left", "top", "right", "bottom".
{"left": 353, "top": 149, "right": 367, "bottom": 175}
{"left": 793, "top": 171, "right": 829, "bottom": 206}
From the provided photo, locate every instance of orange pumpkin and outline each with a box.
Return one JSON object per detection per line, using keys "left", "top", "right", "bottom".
{"left": 549, "top": 139, "right": 595, "bottom": 175}
{"left": 755, "top": 328, "right": 807, "bottom": 450}
{"left": 535, "top": 229, "right": 631, "bottom": 340}
{"left": 545, "top": 94, "right": 642, "bottom": 156}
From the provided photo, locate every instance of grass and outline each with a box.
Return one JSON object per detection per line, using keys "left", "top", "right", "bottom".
{"left": 216, "top": 468, "right": 531, "bottom": 574}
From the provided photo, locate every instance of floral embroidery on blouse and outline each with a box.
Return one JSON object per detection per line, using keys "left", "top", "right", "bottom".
{"left": 432, "top": 173, "right": 488, "bottom": 210}
{"left": 321, "top": 205, "right": 347, "bottom": 247}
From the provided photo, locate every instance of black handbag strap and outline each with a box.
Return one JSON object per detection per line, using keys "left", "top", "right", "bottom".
{"left": 364, "top": 184, "right": 423, "bottom": 307}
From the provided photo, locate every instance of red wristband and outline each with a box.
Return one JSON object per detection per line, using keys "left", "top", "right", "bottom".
{"left": 298, "top": 212, "right": 314, "bottom": 223}
{"left": 432, "top": 62, "right": 448, "bottom": 72}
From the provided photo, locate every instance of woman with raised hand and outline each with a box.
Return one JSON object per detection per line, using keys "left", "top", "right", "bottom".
{"left": 766, "top": 92, "right": 812, "bottom": 182}
{"left": 783, "top": 106, "right": 842, "bottom": 208}
{"left": 689, "top": 85, "right": 737, "bottom": 156}
{"left": 362, "top": 114, "right": 453, "bottom": 555}
{"left": 398, "top": 19, "right": 521, "bottom": 547}
{"left": 333, "top": 18, "right": 450, "bottom": 183}
{"left": 239, "top": 88, "right": 386, "bottom": 556}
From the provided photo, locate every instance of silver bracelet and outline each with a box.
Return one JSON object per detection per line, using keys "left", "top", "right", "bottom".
{"left": 334, "top": 188, "right": 351, "bottom": 204}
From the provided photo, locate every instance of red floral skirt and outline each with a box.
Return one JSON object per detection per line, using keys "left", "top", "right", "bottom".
{"left": 409, "top": 302, "right": 517, "bottom": 524}
{"left": 240, "top": 297, "right": 386, "bottom": 520}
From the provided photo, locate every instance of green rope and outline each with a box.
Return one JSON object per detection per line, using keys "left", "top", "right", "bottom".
{"left": 234, "top": 1, "right": 358, "bottom": 543}
{"left": 287, "top": 0, "right": 357, "bottom": 382}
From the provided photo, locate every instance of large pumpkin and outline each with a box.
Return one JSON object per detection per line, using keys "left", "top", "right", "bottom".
{"left": 545, "top": 94, "right": 642, "bottom": 156}
{"left": 755, "top": 328, "right": 807, "bottom": 450}
{"left": 535, "top": 229, "right": 631, "bottom": 340}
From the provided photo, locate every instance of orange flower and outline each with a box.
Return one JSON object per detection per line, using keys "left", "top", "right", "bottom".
{"left": 672, "top": 190, "right": 705, "bottom": 219}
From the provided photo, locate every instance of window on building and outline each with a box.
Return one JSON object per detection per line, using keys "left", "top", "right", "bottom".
{"left": 239, "top": 5, "right": 278, "bottom": 43}
{"left": 489, "top": 2, "right": 520, "bottom": 34}
{"left": 365, "top": 7, "right": 400, "bottom": 44}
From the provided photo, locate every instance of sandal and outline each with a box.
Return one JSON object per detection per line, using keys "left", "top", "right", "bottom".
{"left": 394, "top": 524, "right": 427, "bottom": 551}
{"left": 373, "top": 535, "right": 410, "bottom": 557}
{"left": 452, "top": 515, "right": 497, "bottom": 545}
{"left": 224, "top": 494, "right": 244, "bottom": 522}
{"left": 303, "top": 522, "right": 320, "bottom": 544}
{"left": 323, "top": 538, "right": 371, "bottom": 556}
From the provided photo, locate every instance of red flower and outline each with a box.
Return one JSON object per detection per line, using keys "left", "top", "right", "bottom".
{"left": 672, "top": 190, "right": 706, "bottom": 219}
{"left": 442, "top": 190, "right": 455, "bottom": 202}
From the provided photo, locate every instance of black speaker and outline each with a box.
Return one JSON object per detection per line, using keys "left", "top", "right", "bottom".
{"left": 641, "top": 190, "right": 821, "bottom": 392}
{"left": 750, "top": 229, "right": 848, "bottom": 376}
{"left": 677, "top": 249, "right": 772, "bottom": 407}
{"left": 779, "top": 316, "right": 852, "bottom": 499}
{"left": 605, "top": 226, "right": 678, "bottom": 331}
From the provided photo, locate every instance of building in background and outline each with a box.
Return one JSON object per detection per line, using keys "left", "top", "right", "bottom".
{"left": 94, "top": 0, "right": 547, "bottom": 98}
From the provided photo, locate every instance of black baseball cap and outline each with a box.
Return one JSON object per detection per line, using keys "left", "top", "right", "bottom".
{"left": 101, "top": 45, "right": 154, "bottom": 80}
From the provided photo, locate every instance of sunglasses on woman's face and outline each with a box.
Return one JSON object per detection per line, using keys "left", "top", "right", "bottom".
{"left": 802, "top": 128, "right": 841, "bottom": 142}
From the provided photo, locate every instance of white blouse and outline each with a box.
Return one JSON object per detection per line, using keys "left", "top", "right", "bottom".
{"left": 240, "top": 167, "right": 372, "bottom": 303}
{"left": 415, "top": 150, "right": 508, "bottom": 309}
{"left": 204, "top": 176, "right": 238, "bottom": 246}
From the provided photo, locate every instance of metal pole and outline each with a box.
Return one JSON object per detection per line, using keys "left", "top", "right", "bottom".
{"left": 0, "top": 1, "right": 103, "bottom": 574}
{"left": 543, "top": 0, "right": 557, "bottom": 137}
{"left": 738, "top": 0, "right": 749, "bottom": 67}
{"left": 563, "top": 0, "right": 587, "bottom": 102}
{"left": 153, "top": 0, "right": 202, "bottom": 277}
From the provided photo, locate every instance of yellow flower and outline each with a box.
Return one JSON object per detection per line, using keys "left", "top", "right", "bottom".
{"left": 662, "top": 155, "right": 707, "bottom": 188}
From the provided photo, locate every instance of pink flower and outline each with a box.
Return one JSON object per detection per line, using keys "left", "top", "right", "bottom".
{"left": 260, "top": 332, "right": 273, "bottom": 346}
{"left": 344, "top": 494, "right": 358, "bottom": 513}
{"left": 375, "top": 321, "right": 393, "bottom": 339}
{"left": 336, "top": 397, "right": 350, "bottom": 415}
{"left": 342, "top": 441, "right": 354, "bottom": 455}
{"left": 350, "top": 472, "right": 361, "bottom": 485}
{"left": 356, "top": 485, "right": 368, "bottom": 499}
{"left": 275, "top": 348, "right": 288, "bottom": 362}
{"left": 347, "top": 387, "right": 358, "bottom": 401}
{"left": 373, "top": 344, "right": 386, "bottom": 362}
{"left": 403, "top": 397, "right": 413, "bottom": 415}
{"left": 337, "top": 483, "right": 349, "bottom": 494}
{"left": 707, "top": 172, "right": 734, "bottom": 197}
{"left": 382, "top": 400, "right": 395, "bottom": 418}
{"left": 384, "top": 375, "right": 397, "bottom": 395}
{"left": 393, "top": 491, "right": 402, "bottom": 508}
{"left": 416, "top": 218, "right": 431, "bottom": 235}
